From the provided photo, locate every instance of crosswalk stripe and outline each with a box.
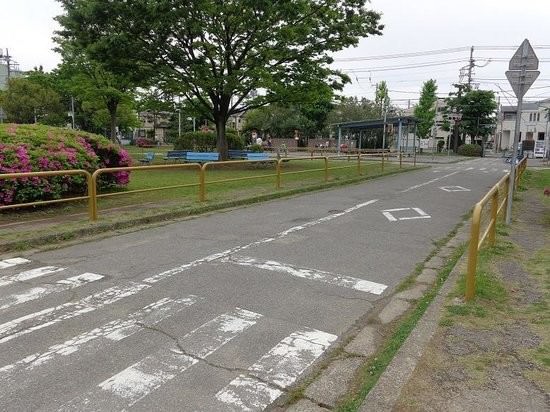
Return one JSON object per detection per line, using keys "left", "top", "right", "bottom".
{"left": 216, "top": 375, "right": 283, "bottom": 412}
{"left": 0, "top": 296, "right": 200, "bottom": 382}
{"left": 0, "top": 266, "right": 65, "bottom": 288}
{"left": 224, "top": 256, "right": 387, "bottom": 295}
{"left": 0, "top": 273, "right": 103, "bottom": 311}
{"left": 216, "top": 328, "right": 337, "bottom": 410}
{"left": 0, "top": 258, "right": 30, "bottom": 270}
{"left": 61, "top": 308, "right": 262, "bottom": 410}
{"left": 0, "top": 281, "right": 149, "bottom": 344}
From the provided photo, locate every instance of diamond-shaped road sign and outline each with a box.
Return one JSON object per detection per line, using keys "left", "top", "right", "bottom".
{"left": 509, "top": 39, "right": 539, "bottom": 71}
{"left": 505, "top": 70, "right": 540, "bottom": 99}
{"left": 506, "top": 39, "right": 539, "bottom": 98}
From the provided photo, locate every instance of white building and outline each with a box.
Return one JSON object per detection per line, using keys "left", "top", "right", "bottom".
{"left": 497, "top": 99, "right": 550, "bottom": 157}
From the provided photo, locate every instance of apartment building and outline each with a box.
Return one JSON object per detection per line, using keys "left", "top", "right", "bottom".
{"left": 497, "top": 99, "right": 549, "bottom": 157}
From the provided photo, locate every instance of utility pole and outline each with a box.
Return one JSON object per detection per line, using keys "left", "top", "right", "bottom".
{"left": 5, "top": 48, "right": 11, "bottom": 80}
{"left": 467, "top": 46, "right": 474, "bottom": 87}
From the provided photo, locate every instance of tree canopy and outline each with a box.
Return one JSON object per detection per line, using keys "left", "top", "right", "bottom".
{"left": 55, "top": 0, "right": 383, "bottom": 158}
{"left": 445, "top": 85, "right": 497, "bottom": 149}
{"left": 414, "top": 79, "right": 438, "bottom": 139}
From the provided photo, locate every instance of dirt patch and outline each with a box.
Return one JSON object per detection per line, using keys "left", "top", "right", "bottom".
{"left": 394, "top": 183, "right": 550, "bottom": 412}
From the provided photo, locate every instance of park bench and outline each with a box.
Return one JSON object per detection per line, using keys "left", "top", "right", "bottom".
{"left": 164, "top": 150, "right": 189, "bottom": 162}
{"left": 139, "top": 152, "right": 155, "bottom": 164}
{"left": 244, "top": 152, "right": 270, "bottom": 161}
{"left": 186, "top": 152, "right": 220, "bottom": 163}
{"left": 228, "top": 150, "right": 247, "bottom": 159}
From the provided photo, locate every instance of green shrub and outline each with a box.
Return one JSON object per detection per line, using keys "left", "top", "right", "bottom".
{"left": 0, "top": 124, "right": 131, "bottom": 206}
{"left": 457, "top": 144, "right": 482, "bottom": 157}
{"left": 173, "top": 131, "right": 244, "bottom": 151}
{"left": 437, "top": 139, "right": 445, "bottom": 153}
{"left": 249, "top": 144, "right": 263, "bottom": 152}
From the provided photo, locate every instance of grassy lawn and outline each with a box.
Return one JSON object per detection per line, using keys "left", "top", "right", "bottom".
{"left": 0, "top": 154, "right": 407, "bottom": 233}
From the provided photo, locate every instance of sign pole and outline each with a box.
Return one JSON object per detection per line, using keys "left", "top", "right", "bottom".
{"left": 505, "top": 39, "right": 539, "bottom": 225}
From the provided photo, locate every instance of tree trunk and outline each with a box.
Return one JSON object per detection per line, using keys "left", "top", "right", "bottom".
{"left": 107, "top": 100, "right": 119, "bottom": 142}
{"left": 216, "top": 116, "right": 228, "bottom": 160}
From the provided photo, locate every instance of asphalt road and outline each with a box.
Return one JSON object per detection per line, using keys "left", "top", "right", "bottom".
{"left": 0, "top": 157, "right": 511, "bottom": 411}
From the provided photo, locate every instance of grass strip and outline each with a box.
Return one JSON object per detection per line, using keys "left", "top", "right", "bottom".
{"left": 336, "top": 242, "right": 467, "bottom": 412}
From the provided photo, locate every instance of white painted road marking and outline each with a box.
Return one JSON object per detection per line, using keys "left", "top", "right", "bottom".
{"left": 216, "top": 375, "right": 283, "bottom": 412}
{"left": 0, "top": 281, "right": 149, "bottom": 344}
{"left": 440, "top": 186, "right": 471, "bottom": 192}
{"left": 0, "top": 273, "right": 103, "bottom": 311}
{"left": 0, "top": 258, "right": 30, "bottom": 270}
{"left": 62, "top": 308, "right": 262, "bottom": 410}
{"left": 143, "top": 199, "right": 379, "bottom": 284}
{"left": 0, "top": 296, "right": 200, "bottom": 381}
{"left": 224, "top": 256, "right": 387, "bottom": 295}
{"left": 382, "top": 207, "right": 431, "bottom": 222}
{"left": 0, "top": 266, "right": 65, "bottom": 288}
{"left": 216, "top": 328, "right": 337, "bottom": 410}
{"left": 401, "top": 171, "right": 460, "bottom": 193}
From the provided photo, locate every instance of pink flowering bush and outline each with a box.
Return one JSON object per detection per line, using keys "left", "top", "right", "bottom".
{"left": 0, "top": 124, "right": 132, "bottom": 206}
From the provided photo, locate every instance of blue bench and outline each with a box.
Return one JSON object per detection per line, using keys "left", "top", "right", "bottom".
{"left": 164, "top": 150, "right": 189, "bottom": 162}
{"left": 139, "top": 152, "right": 155, "bottom": 164}
{"left": 245, "top": 152, "right": 270, "bottom": 161}
{"left": 186, "top": 152, "right": 220, "bottom": 163}
{"left": 228, "top": 150, "right": 247, "bottom": 159}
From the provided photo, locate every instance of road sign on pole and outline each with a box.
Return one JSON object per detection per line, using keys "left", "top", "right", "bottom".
{"left": 505, "top": 39, "right": 539, "bottom": 225}
{"left": 505, "top": 71, "right": 540, "bottom": 99}
{"left": 509, "top": 40, "right": 539, "bottom": 70}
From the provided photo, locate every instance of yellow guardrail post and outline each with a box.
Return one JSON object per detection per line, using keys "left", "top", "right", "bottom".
{"left": 488, "top": 189, "right": 499, "bottom": 246}
{"left": 466, "top": 203, "right": 482, "bottom": 301}
{"left": 199, "top": 163, "right": 207, "bottom": 202}
{"left": 324, "top": 157, "right": 329, "bottom": 182}
{"left": 90, "top": 170, "right": 99, "bottom": 221}
{"left": 276, "top": 159, "right": 282, "bottom": 189}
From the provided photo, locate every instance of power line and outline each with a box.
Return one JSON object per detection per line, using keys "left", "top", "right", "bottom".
{"left": 340, "top": 58, "right": 467, "bottom": 73}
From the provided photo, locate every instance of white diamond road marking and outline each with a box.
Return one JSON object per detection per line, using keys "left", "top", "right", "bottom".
{"left": 440, "top": 186, "right": 471, "bottom": 192}
{"left": 216, "top": 328, "right": 337, "bottom": 410}
{"left": 0, "top": 258, "right": 30, "bottom": 270}
{"left": 0, "top": 273, "right": 103, "bottom": 311}
{"left": 61, "top": 308, "right": 262, "bottom": 410}
{"left": 0, "top": 296, "right": 200, "bottom": 382}
{"left": 0, "top": 266, "right": 65, "bottom": 288}
{"left": 381, "top": 207, "right": 431, "bottom": 222}
{"left": 224, "top": 256, "right": 387, "bottom": 295}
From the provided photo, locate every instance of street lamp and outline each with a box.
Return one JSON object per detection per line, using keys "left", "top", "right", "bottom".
{"left": 187, "top": 117, "right": 196, "bottom": 132}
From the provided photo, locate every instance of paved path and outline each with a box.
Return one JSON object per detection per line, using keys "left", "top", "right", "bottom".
{"left": 0, "top": 157, "right": 509, "bottom": 411}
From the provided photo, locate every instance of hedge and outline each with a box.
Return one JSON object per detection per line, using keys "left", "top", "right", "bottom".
{"left": 173, "top": 131, "right": 244, "bottom": 151}
{"left": 0, "top": 124, "right": 132, "bottom": 206}
{"left": 457, "top": 143, "right": 482, "bottom": 157}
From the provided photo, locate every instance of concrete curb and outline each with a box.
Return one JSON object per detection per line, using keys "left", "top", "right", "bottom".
{"left": 359, "top": 236, "right": 468, "bottom": 411}
{"left": 281, "top": 223, "right": 470, "bottom": 411}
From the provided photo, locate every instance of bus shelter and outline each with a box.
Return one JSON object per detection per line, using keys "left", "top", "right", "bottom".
{"left": 333, "top": 116, "right": 419, "bottom": 154}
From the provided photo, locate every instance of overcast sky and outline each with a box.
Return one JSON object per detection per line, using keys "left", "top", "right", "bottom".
{"left": 2, "top": 0, "right": 549, "bottom": 107}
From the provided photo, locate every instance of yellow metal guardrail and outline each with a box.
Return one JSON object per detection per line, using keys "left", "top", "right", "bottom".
{"left": 465, "top": 156, "right": 527, "bottom": 301}
{"left": 1, "top": 153, "right": 406, "bottom": 221}
{"left": 0, "top": 169, "right": 94, "bottom": 218}
{"left": 91, "top": 163, "right": 202, "bottom": 220}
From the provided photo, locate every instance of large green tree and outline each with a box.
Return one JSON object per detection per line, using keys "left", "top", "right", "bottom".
{"left": 55, "top": 0, "right": 383, "bottom": 159}
{"left": 414, "top": 79, "right": 438, "bottom": 139}
{"left": 445, "top": 85, "right": 497, "bottom": 150}
{"left": 0, "top": 77, "right": 66, "bottom": 125}
{"left": 374, "top": 81, "right": 390, "bottom": 117}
